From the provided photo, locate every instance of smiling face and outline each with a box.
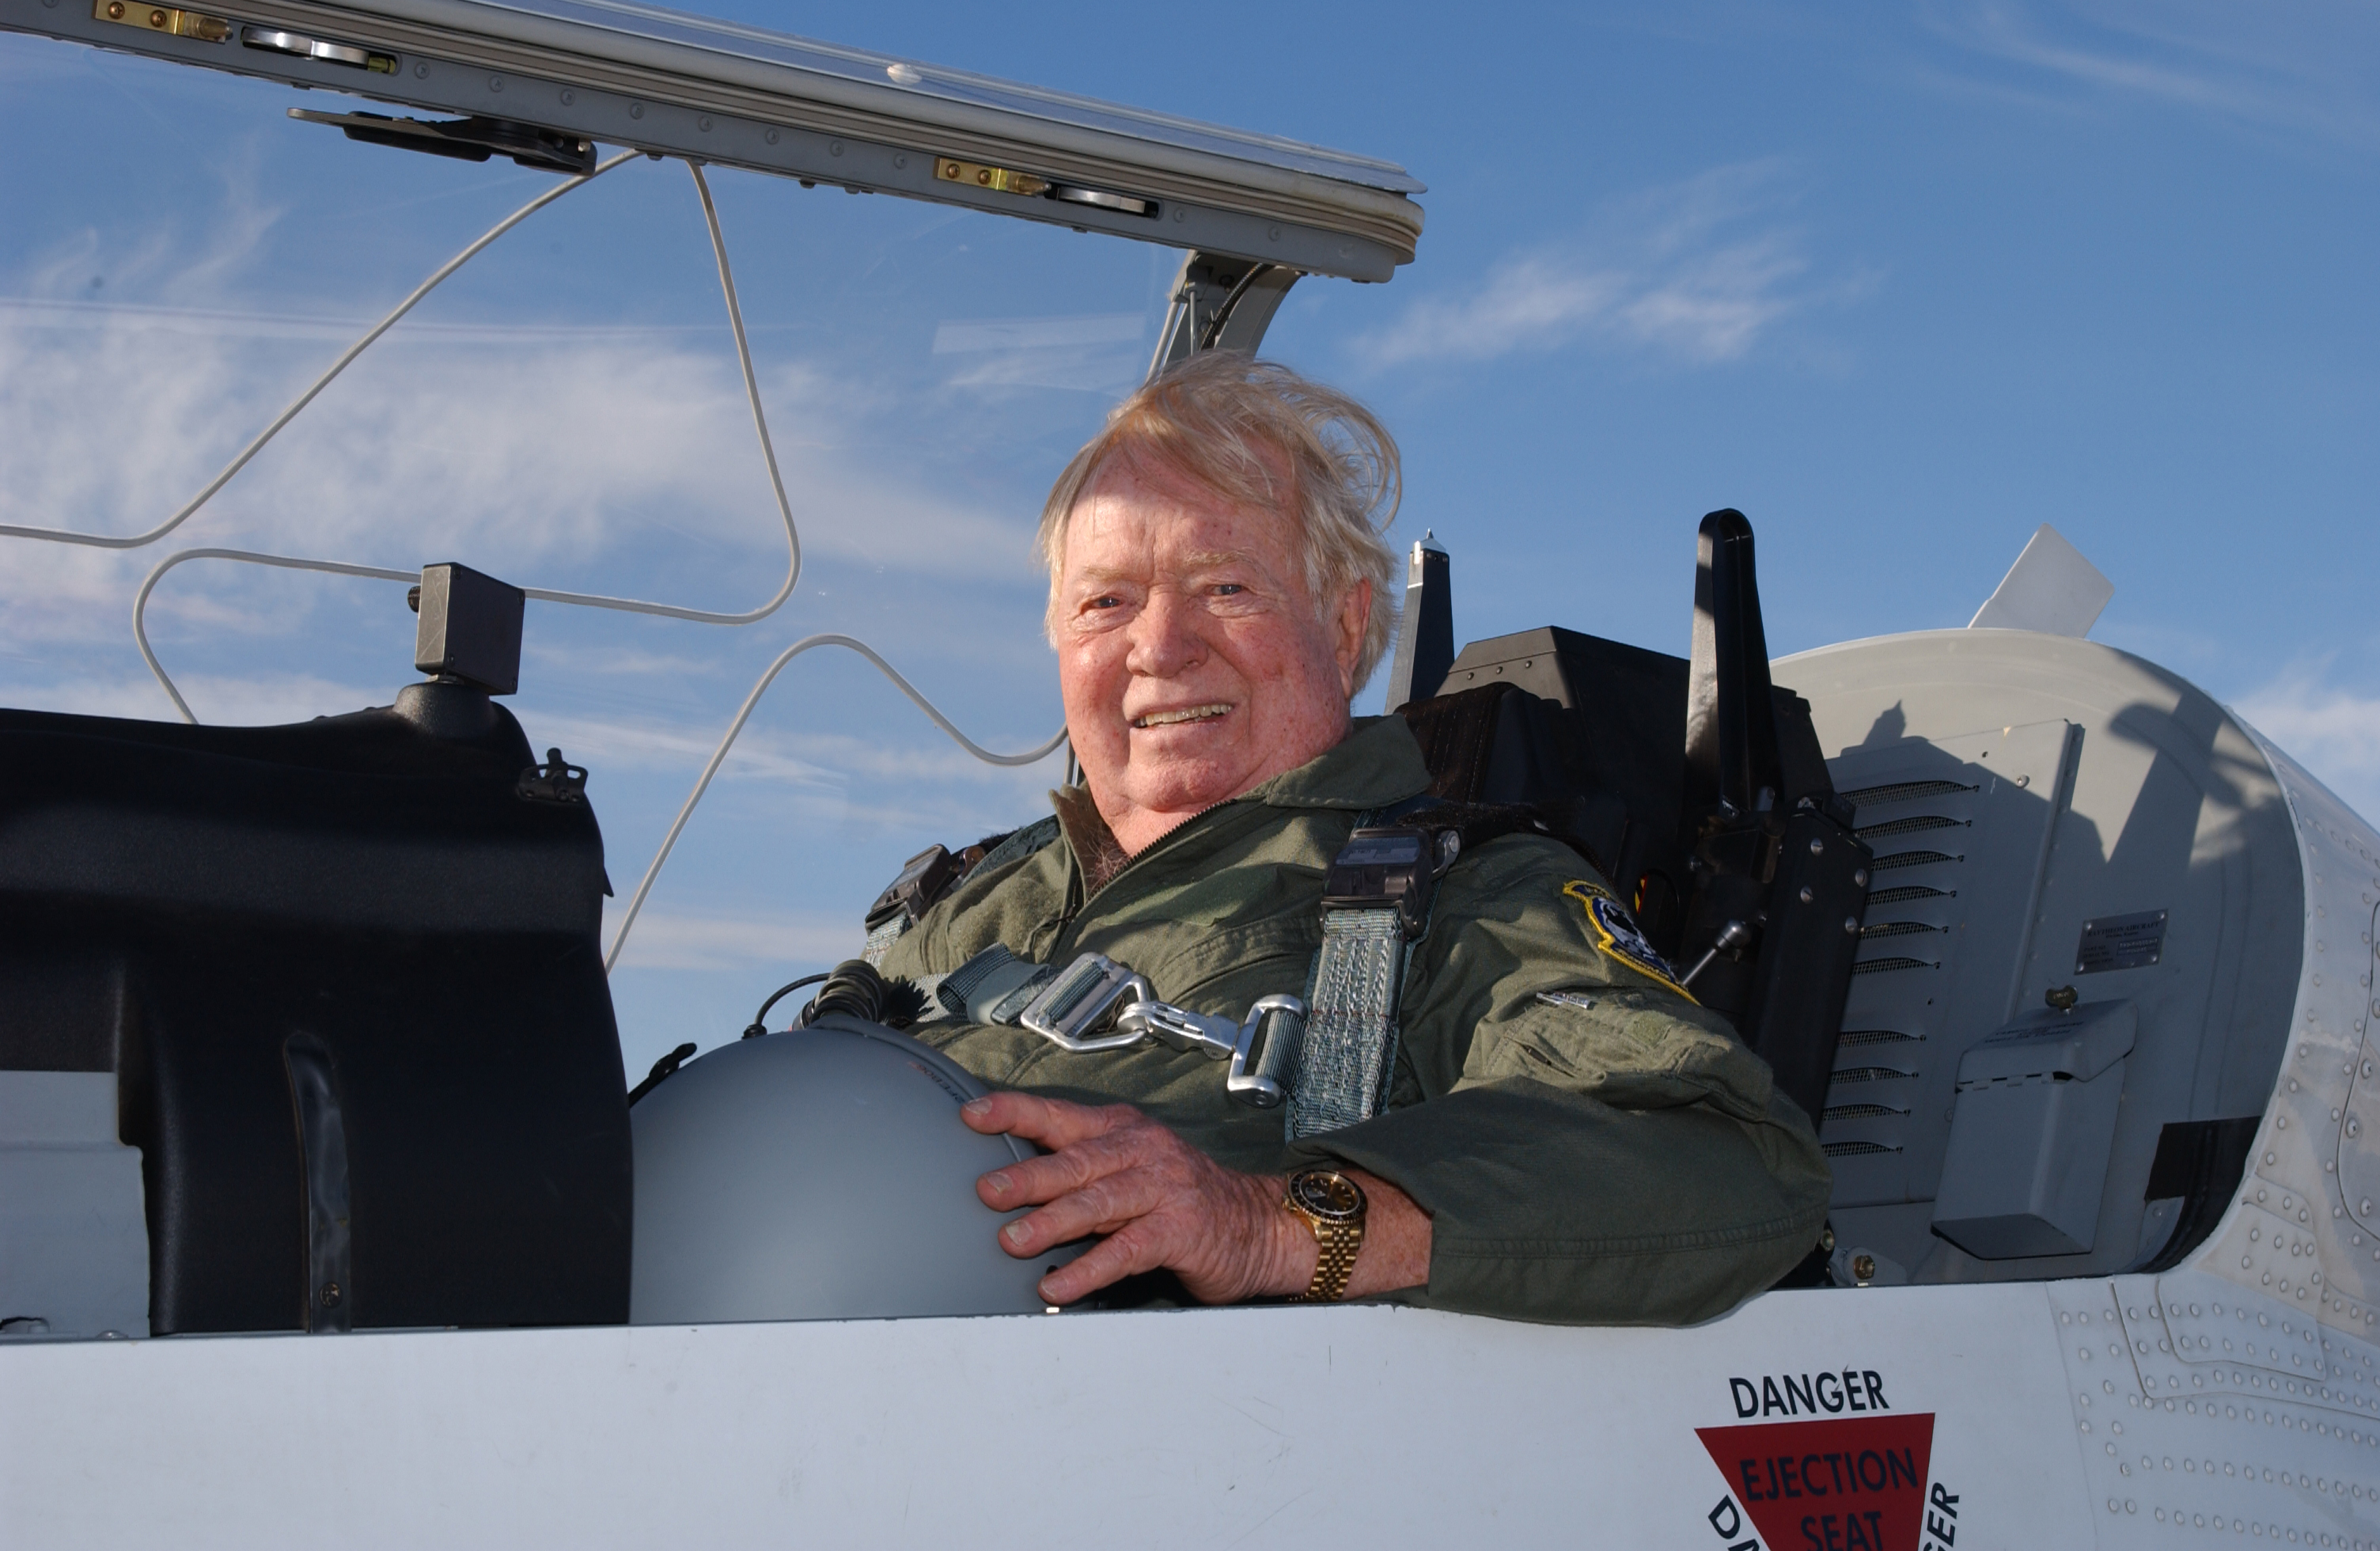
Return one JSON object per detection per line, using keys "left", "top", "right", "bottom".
{"left": 1053, "top": 451, "right": 1371, "bottom": 855}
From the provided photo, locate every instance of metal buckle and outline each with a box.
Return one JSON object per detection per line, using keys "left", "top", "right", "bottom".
{"left": 1116, "top": 991, "right": 1308, "bottom": 1110}
{"left": 1017, "top": 954, "right": 1150, "bottom": 1052}
{"left": 1018, "top": 954, "right": 1307, "bottom": 1110}
{"left": 1113, "top": 997, "right": 1237, "bottom": 1059}
{"left": 1223, "top": 994, "right": 1307, "bottom": 1109}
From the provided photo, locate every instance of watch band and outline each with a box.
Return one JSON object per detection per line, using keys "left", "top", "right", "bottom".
{"left": 1303, "top": 1219, "right": 1362, "bottom": 1303}
{"left": 1283, "top": 1167, "right": 1366, "bottom": 1303}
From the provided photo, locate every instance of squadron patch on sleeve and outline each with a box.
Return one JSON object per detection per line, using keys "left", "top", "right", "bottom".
{"left": 1560, "top": 879, "right": 1696, "bottom": 1002}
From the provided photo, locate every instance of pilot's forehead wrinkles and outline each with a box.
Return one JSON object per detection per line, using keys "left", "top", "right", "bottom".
{"left": 1067, "top": 548, "right": 1272, "bottom": 586}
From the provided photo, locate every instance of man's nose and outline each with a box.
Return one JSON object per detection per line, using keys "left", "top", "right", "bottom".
{"left": 1125, "top": 590, "right": 1206, "bottom": 677}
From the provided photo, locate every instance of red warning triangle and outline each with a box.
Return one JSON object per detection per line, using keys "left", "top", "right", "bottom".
{"left": 1695, "top": 1413, "right": 1935, "bottom": 1551}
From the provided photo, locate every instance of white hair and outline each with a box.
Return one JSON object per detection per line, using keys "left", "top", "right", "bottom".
{"left": 1036, "top": 352, "right": 1402, "bottom": 690}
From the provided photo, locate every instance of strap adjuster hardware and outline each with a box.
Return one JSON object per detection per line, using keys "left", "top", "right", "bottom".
{"left": 1222, "top": 995, "right": 1307, "bottom": 1109}
{"left": 1017, "top": 953, "right": 1149, "bottom": 1052}
{"left": 1017, "top": 953, "right": 1308, "bottom": 1109}
{"left": 865, "top": 842, "right": 959, "bottom": 933}
{"left": 1320, "top": 825, "right": 1460, "bottom": 939}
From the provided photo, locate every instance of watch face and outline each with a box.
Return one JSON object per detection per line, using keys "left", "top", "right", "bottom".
{"left": 1288, "top": 1169, "right": 1364, "bottom": 1223}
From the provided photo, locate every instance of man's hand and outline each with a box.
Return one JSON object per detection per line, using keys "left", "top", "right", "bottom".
{"left": 959, "top": 1091, "right": 1431, "bottom": 1307}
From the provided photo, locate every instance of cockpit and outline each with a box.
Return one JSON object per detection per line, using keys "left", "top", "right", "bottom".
{"left": 0, "top": 0, "right": 2324, "bottom": 1342}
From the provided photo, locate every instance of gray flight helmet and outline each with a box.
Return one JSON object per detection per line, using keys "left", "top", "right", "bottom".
{"left": 630, "top": 1014, "right": 1074, "bottom": 1324}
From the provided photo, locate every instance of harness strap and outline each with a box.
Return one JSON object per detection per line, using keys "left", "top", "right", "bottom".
{"left": 911, "top": 803, "right": 1565, "bottom": 1140}
{"left": 935, "top": 942, "right": 1059, "bottom": 1024}
{"left": 861, "top": 914, "right": 911, "bottom": 966}
{"left": 861, "top": 815, "right": 1060, "bottom": 966}
{"left": 1284, "top": 799, "right": 1559, "bottom": 1139}
{"left": 973, "top": 814, "right": 1063, "bottom": 875}
{"left": 1287, "top": 900, "right": 1410, "bottom": 1137}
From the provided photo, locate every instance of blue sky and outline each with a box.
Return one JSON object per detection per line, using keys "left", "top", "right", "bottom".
{"left": 3, "top": 1, "right": 2377, "bottom": 1078}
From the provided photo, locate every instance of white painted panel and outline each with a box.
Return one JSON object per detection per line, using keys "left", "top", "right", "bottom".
{"left": 0, "top": 1072, "right": 148, "bottom": 1340}
{"left": 2047, "top": 1272, "right": 2380, "bottom": 1547}
{"left": 1824, "top": 719, "right": 2077, "bottom": 1212}
{"left": 2, "top": 1287, "right": 2087, "bottom": 1550}
{"left": 2227, "top": 726, "right": 2380, "bottom": 1337}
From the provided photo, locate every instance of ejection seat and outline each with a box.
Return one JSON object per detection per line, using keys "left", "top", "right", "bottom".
{"left": 0, "top": 565, "right": 631, "bottom": 1338}
{"left": 1381, "top": 510, "right": 1871, "bottom": 1135}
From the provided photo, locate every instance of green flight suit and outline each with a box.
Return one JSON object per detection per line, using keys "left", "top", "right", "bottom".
{"left": 877, "top": 714, "right": 1832, "bottom": 1325}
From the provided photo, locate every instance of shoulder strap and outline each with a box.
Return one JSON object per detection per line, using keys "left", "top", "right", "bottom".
{"left": 861, "top": 816, "right": 1061, "bottom": 965}
{"left": 1280, "top": 799, "right": 1583, "bottom": 1138}
{"left": 972, "top": 813, "right": 1061, "bottom": 875}
{"left": 1283, "top": 809, "right": 1449, "bottom": 1139}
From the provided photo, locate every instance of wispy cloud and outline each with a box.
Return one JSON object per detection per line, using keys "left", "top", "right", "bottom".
{"left": 0, "top": 308, "right": 1039, "bottom": 644}
{"left": 2234, "top": 661, "right": 2380, "bottom": 825}
{"left": 603, "top": 904, "right": 862, "bottom": 972}
{"left": 526, "top": 707, "right": 1050, "bottom": 787}
{"left": 1352, "top": 161, "right": 1844, "bottom": 369}
{"left": 1925, "top": 0, "right": 2380, "bottom": 150}
{"left": 0, "top": 133, "right": 1059, "bottom": 651}
{"left": 930, "top": 311, "right": 1149, "bottom": 392}
{"left": 931, "top": 313, "right": 1144, "bottom": 354}
{"left": 0, "top": 669, "right": 384, "bottom": 726}
{"left": 0, "top": 294, "right": 775, "bottom": 343}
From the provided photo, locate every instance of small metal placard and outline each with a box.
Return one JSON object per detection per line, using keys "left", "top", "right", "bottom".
{"left": 2075, "top": 909, "right": 2167, "bottom": 974}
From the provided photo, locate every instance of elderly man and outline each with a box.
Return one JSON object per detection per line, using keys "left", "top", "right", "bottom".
{"left": 872, "top": 353, "right": 1829, "bottom": 1325}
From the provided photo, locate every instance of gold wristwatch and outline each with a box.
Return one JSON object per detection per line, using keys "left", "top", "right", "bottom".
{"left": 1283, "top": 1166, "right": 1366, "bottom": 1303}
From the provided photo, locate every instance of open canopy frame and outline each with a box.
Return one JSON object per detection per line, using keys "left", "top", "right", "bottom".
{"left": 0, "top": 0, "right": 1425, "bottom": 282}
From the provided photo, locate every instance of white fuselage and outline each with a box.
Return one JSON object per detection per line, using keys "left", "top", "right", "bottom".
{"left": 6, "top": 628, "right": 2380, "bottom": 1549}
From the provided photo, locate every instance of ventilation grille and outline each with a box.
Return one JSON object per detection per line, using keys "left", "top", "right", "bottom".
{"left": 1822, "top": 1102, "right": 1908, "bottom": 1123}
{"left": 1870, "top": 848, "right": 1961, "bottom": 872}
{"left": 1822, "top": 1140, "right": 1902, "bottom": 1158}
{"left": 1856, "top": 813, "right": 1969, "bottom": 842}
{"left": 1830, "top": 1065, "right": 1918, "bottom": 1085}
{"left": 1841, "top": 779, "right": 1976, "bottom": 808}
{"left": 1859, "top": 920, "right": 1941, "bottom": 941}
{"left": 1865, "top": 884, "right": 1952, "bottom": 906}
{"left": 1838, "top": 1029, "right": 1923, "bottom": 1049}
{"left": 1851, "top": 955, "right": 1937, "bottom": 976}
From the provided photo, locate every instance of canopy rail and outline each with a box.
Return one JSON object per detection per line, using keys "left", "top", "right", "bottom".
{"left": 2, "top": 0, "right": 1423, "bottom": 280}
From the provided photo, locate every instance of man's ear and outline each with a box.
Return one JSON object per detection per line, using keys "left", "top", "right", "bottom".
{"left": 1334, "top": 578, "right": 1371, "bottom": 699}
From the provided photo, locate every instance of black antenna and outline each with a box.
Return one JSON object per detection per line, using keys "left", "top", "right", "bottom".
{"left": 1684, "top": 510, "right": 1781, "bottom": 823}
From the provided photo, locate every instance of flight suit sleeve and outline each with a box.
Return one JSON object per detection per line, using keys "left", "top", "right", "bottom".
{"left": 1283, "top": 836, "right": 1833, "bottom": 1326}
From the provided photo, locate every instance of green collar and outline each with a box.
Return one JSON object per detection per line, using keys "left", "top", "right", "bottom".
{"left": 1237, "top": 713, "right": 1434, "bottom": 811}
{"left": 1046, "top": 713, "right": 1434, "bottom": 876}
